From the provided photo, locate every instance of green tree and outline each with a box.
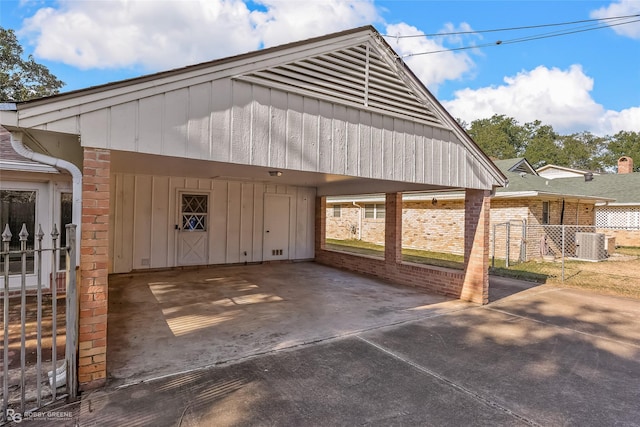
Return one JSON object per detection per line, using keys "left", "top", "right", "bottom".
{"left": 466, "top": 114, "right": 526, "bottom": 159}
{"left": 0, "top": 27, "right": 64, "bottom": 101}
{"left": 603, "top": 131, "right": 640, "bottom": 172}
{"left": 522, "top": 120, "right": 561, "bottom": 169}
{"left": 558, "top": 132, "right": 606, "bottom": 172}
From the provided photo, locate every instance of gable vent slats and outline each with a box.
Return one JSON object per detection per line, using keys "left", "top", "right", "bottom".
{"left": 250, "top": 70, "right": 365, "bottom": 104}
{"left": 236, "top": 44, "right": 443, "bottom": 126}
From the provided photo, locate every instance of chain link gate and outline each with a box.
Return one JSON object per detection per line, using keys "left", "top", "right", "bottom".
{"left": 1, "top": 223, "right": 77, "bottom": 424}
{"left": 492, "top": 220, "right": 527, "bottom": 268}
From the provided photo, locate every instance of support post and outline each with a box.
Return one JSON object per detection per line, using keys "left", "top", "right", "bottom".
{"left": 461, "top": 189, "right": 491, "bottom": 304}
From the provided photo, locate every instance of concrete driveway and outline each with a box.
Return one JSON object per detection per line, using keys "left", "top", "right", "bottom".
{"left": 49, "top": 271, "right": 640, "bottom": 426}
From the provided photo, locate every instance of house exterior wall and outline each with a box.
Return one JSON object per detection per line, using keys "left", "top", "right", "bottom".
{"left": 326, "top": 197, "right": 597, "bottom": 261}
{"left": 23, "top": 78, "right": 498, "bottom": 191}
{"left": 317, "top": 191, "right": 491, "bottom": 304}
{"left": 109, "top": 173, "right": 315, "bottom": 274}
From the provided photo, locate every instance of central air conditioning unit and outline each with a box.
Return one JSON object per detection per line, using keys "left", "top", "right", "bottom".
{"left": 575, "top": 232, "right": 607, "bottom": 261}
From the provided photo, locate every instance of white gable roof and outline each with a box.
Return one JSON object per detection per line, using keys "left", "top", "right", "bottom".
{"left": 1, "top": 26, "right": 505, "bottom": 191}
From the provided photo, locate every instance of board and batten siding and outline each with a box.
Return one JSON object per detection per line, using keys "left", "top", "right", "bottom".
{"left": 109, "top": 173, "right": 315, "bottom": 274}
{"left": 71, "top": 78, "right": 495, "bottom": 190}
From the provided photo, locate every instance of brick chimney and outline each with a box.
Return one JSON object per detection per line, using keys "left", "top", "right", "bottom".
{"left": 618, "top": 156, "right": 634, "bottom": 174}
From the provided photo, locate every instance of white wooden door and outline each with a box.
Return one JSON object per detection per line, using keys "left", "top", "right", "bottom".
{"left": 177, "top": 193, "right": 209, "bottom": 266}
{"left": 263, "top": 194, "right": 291, "bottom": 261}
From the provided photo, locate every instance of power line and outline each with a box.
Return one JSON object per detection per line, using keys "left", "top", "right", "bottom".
{"left": 382, "top": 13, "right": 640, "bottom": 38}
{"left": 396, "top": 16, "right": 640, "bottom": 57}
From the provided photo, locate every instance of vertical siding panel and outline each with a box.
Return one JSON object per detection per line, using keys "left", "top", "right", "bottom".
{"left": 302, "top": 98, "right": 319, "bottom": 171}
{"left": 185, "top": 178, "right": 198, "bottom": 189}
{"left": 318, "top": 100, "right": 333, "bottom": 173}
{"left": 252, "top": 86, "right": 271, "bottom": 166}
{"left": 138, "top": 94, "right": 164, "bottom": 155}
{"left": 132, "top": 175, "right": 152, "bottom": 269}
{"left": 111, "top": 174, "right": 126, "bottom": 273}
{"left": 240, "top": 183, "right": 254, "bottom": 263}
{"left": 415, "top": 125, "right": 425, "bottom": 183}
{"left": 359, "top": 112, "right": 372, "bottom": 178}
{"left": 210, "top": 79, "right": 232, "bottom": 162}
{"left": 383, "top": 116, "right": 395, "bottom": 180}
{"left": 404, "top": 121, "right": 416, "bottom": 182}
{"left": 211, "top": 181, "right": 228, "bottom": 264}
{"left": 151, "top": 176, "right": 169, "bottom": 268}
{"left": 371, "top": 113, "right": 383, "bottom": 179}
{"left": 332, "top": 105, "right": 347, "bottom": 174}
{"left": 432, "top": 128, "right": 443, "bottom": 185}
{"left": 163, "top": 89, "right": 189, "bottom": 157}
{"left": 226, "top": 181, "right": 241, "bottom": 263}
{"left": 81, "top": 110, "right": 108, "bottom": 149}
{"left": 424, "top": 126, "right": 435, "bottom": 183}
{"left": 440, "top": 132, "right": 451, "bottom": 186}
{"left": 120, "top": 174, "right": 135, "bottom": 273}
{"left": 231, "top": 81, "right": 252, "bottom": 164}
{"left": 286, "top": 93, "right": 303, "bottom": 170}
{"left": 252, "top": 183, "right": 265, "bottom": 262}
{"left": 109, "top": 102, "right": 137, "bottom": 151}
{"left": 286, "top": 187, "right": 297, "bottom": 258}
{"left": 346, "top": 108, "right": 359, "bottom": 176}
{"left": 168, "top": 177, "right": 184, "bottom": 267}
{"left": 393, "top": 120, "right": 404, "bottom": 181}
{"left": 295, "top": 189, "right": 312, "bottom": 259}
{"left": 187, "top": 83, "right": 211, "bottom": 159}
{"left": 270, "top": 90, "right": 287, "bottom": 168}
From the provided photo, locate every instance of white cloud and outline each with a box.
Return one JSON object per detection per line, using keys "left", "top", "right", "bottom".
{"left": 384, "top": 22, "right": 476, "bottom": 91}
{"left": 20, "top": 0, "right": 379, "bottom": 71}
{"left": 22, "top": 0, "right": 261, "bottom": 70}
{"left": 252, "top": 0, "right": 379, "bottom": 48}
{"left": 590, "top": 0, "right": 640, "bottom": 39}
{"left": 443, "top": 65, "right": 638, "bottom": 135}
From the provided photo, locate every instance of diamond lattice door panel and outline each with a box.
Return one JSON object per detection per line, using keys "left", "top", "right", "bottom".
{"left": 178, "top": 193, "right": 209, "bottom": 265}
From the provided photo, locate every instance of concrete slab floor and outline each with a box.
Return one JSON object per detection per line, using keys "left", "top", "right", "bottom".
{"left": 48, "top": 280, "right": 640, "bottom": 427}
{"left": 107, "top": 262, "right": 470, "bottom": 386}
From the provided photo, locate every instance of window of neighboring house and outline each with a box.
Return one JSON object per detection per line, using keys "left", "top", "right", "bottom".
{"left": 542, "top": 201, "right": 550, "bottom": 225}
{"left": 333, "top": 204, "right": 341, "bottom": 218}
{"left": 364, "top": 203, "right": 385, "bottom": 219}
{"left": 0, "top": 190, "right": 36, "bottom": 274}
{"left": 58, "top": 193, "right": 73, "bottom": 270}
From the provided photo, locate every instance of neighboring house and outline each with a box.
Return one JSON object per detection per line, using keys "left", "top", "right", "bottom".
{"left": 327, "top": 157, "right": 613, "bottom": 261}
{"left": 0, "top": 26, "right": 506, "bottom": 389}
{"left": 537, "top": 164, "right": 601, "bottom": 179}
{"left": 0, "top": 127, "right": 72, "bottom": 291}
{"left": 556, "top": 157, "right": 640, "bottom": 246}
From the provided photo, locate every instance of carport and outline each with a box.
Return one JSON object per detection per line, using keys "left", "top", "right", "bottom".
{"left": 107, "top": 263, "right": 469, "bottom": 386}
{"left": 0, "top": 26, "right": 506, "bottom": 390}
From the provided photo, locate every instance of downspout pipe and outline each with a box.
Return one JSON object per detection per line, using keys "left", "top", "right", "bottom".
{"left": 352, "top": 201, "right": 362, "bottom": 240}
{"left": 10, "top": 131, "right": 82, "bottom": 263}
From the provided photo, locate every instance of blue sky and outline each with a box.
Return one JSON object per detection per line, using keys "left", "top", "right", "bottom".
{"left": 1, "top": 0, "right": 639, "bottom": 135}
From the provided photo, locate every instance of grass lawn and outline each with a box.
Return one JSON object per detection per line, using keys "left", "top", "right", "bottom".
{"left": 325, "top": 239, "right": 640, "bottom": 299}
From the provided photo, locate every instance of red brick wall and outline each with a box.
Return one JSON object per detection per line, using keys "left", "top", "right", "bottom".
{"left": 78, "top": 148, "right": 110, "bottom": 390}
{"left": 316, "top": 192, "right": 490, "bottom": 304}
{"left": 460, "top": 189, "right": 491, "bottom": 304}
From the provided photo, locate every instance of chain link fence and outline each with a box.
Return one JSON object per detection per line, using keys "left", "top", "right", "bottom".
{"left": 491, "top": 221, "right": 640, "bottom": 295}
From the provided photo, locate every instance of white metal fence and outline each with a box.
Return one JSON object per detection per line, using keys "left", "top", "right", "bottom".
{"left": 1, "top": 223, "right": 78, "bottom": 424}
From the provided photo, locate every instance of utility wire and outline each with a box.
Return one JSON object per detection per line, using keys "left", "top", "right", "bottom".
{"left": 382, "top": 13, "right": 640, "bottom": 38}
{"left": 399, "top": 17, "right": 640, "bottom": 57}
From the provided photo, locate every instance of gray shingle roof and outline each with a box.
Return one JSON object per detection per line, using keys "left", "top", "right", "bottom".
{"left": 494, "top": 158, "right": 640, "bottom": 205}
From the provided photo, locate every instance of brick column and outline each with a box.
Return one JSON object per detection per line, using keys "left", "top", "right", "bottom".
{"left": 461, "top": 189, "right": 491, "bottom": 304}
{"left": 384, "top": 193, "right": 402, "bottom": 265}
{"left": 78, "top": 148, "right": 110, "bottom": 389}
{"left": 315, "top": 196, "right": 326, "bottom": 253}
